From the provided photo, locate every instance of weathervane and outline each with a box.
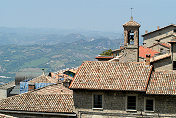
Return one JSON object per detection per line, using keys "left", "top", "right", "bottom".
{"left": 130, "top": 8, "right": 134, "bottom": 21}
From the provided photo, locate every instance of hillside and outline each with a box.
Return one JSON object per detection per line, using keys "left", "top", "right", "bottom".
{"left": 0, "top": 29, "right": 122, "bottom": 83}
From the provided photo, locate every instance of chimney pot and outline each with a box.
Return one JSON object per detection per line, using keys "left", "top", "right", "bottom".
{"left": 145, "top": 30, "right": 148, "bottom": 34}
{"left": 157, "top": 26, "right": 160, "bottom": 30}
{"left": 28, "top": 83, "right": 35, "bottom": 91}
{"left": 145, "top": 54, "right": 151, "bottom": 65}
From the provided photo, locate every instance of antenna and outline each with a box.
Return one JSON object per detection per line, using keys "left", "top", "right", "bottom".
{"left": 42, "top": 68, "right": 45, "bottom": 75}
{"left": 130, "top": 8, "right": 134, "bottom": 21}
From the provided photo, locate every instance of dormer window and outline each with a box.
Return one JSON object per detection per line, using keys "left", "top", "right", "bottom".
{"left": 128, "top": 30, "right": 134, "bottom": 45}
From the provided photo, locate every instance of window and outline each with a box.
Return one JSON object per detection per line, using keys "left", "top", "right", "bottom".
{"left": 127, "top": 96, "right": 137, "bottom": 110}
{"left": 173, "top": 29, "right": 176, "bottom": 32}
{"left": 93, "top": 94, "right": 103, "bottom": 108}
{"left": 173, "top": 61, "right": 176, "bottom": 70}
{"left": 160, "top": 48, "right": 164, "bottom": 52}
{"left": 145, "top": 98, "right": 154, "bottom": 112}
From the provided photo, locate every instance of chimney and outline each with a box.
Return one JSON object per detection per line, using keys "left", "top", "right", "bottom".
{"left": 28, "top": 83, "right": 35, "bottom": 91}
{"left": 145, "top": 54, "right": 151, "bottom": 65}
{"left": 145, "top": 30, "right": 148, "bottom": 34}
{"left": 157, "top": 26, "right": 160, "bottom": 30}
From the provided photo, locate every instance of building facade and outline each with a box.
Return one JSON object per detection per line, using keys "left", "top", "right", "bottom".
{"left": 142, "top": 24, "right": 176, "bottom": 47}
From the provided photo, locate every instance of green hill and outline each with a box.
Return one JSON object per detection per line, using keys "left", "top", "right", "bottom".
{"left": 0, "top": 38, "right": 121, "bottom": 83}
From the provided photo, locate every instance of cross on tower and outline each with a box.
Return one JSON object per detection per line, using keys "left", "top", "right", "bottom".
{"left": 130, "top": 8, "right": 134, "bottom": 21}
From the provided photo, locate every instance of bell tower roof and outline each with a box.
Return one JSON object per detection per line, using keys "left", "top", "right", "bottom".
{"left": 123, "top": 19, "right": 141, "bottom": 27}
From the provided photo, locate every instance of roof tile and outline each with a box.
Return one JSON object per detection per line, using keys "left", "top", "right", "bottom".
{"left": 0, "top": 84, "right": 73, "bottom": 113}
{"left": 70, "top": 61, "right": 152, "bottom": 91}
{"left": 123, "top": 20, "right": 141, "bottom": 27}
{"left": 139, "top": 46, "right": 159, "bottom": 58}
{"left": 28, "top": 75, "right": 58, "bottom": 83}
{"left": 147, "top": 71, "right": 176, "bottom": 95}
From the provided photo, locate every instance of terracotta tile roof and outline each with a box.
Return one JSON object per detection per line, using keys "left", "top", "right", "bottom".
{"left": 28, "top": 75, "right": 58, "bottom": 83}
{"left": 58, "top": 73, "right": 74, "bottom": 81}
{"left": 112, "top": 48, "right": 122, "bottom": 52}
{"left": 70, "top": 61, "right": 152, "bottom": 91}
{"left": 0, "top": 84, "right": 74, "bottom": 113}
{"left": 95, "top": 56, "right": 113, "bottom": 59}
{"left": 34, "top": 83, "right": 73, "bottom": 95}
{"left": 142, "top": 24, "right": 176, "bottom": 37}
{"left": 150, "top": 53, "right": 171, "bottom": 62}
{"left": 0, "top": 81, "right": 15, "bottom": 89}
{"left": 148, "top": 43, "right": 171, "bottom": 48}
{"left": 123, "top": 20, "right": 141, "bottom": 27}
{"left": 147, "top": 71, "right": 176, "bottom": 95}
{"left": 68, "top": 69, "right": 78, "bottom": 74}
{"left": 139, "top": 46, "right": 159, "bottom": 58}
{"left": 160, "top": 43, "right": 171, "bottom": 48}
{"left": 169, "top": 41, "right": 176, "bottom": 43}
{"left": 168, "top": 38, "right": 176, "bottom": 43}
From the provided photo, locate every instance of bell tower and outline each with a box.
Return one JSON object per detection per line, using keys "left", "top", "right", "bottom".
{"left": 122, "top": 16, "right": 140, "bottom": 62}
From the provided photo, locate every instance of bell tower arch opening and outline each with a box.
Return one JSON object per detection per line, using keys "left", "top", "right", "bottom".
{"left": 128, "top": 30, "right": 134, "bottom": 45}
{"left": 121, "top": 16, "right": 141, "bottom": 62}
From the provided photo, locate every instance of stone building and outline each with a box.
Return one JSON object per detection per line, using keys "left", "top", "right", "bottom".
{"left": 70, "top": 61, "right": 176, "bottom": 117}
{"left": 0, "top": 81, "right": 15, "bottom": 100}
{"left": 148, "top": 42, "right": 170, "bottom": 53}
{"left": 142, "top": 24, "right": 176, "bottom": 47}
{"left": 109, "top": 18, "right": 176, "bottom": 72}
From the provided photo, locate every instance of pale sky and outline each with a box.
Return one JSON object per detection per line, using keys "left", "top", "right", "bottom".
{"left": 0, "top": 0, "right": 175, "bottom": 34}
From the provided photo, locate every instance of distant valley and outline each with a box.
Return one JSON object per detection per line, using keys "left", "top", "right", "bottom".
{"left": 0, "top": 27, "right": 122, "bottom": 83}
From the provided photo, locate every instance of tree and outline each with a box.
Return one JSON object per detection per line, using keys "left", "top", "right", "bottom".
{"left": 100, "top": 49, "right": 112, "bottom": 56}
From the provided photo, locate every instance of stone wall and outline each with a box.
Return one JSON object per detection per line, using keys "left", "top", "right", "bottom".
{"left": 150, "top": 44, "right": 170, "bottom": 53}
{"left": 120, "top": 47, "right": 139, "bottom": 62}
{"left": 0, "top": 89, "right": 7, "bottom": 100}
{"left": 73, "top": 90, "right": 176, "bottom": 118}
{"left": 152, "top": 57, "right": 172, "bottom": 71}
{"left": 143, "top": 26, "right": 176, "bottom": 47}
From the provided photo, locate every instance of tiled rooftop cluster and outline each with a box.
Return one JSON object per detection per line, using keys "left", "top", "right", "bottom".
{"left": 0, "top": 84, "right": 73, "bottom": 113}
{"left": 58, "top": 73, "right": 74, "bottom": 81}
{"left": 28, "top": 75, "right": 58, "bottom": 83}
{"left": 147, "top": 71, "right": 176, "bottom": 95}
{"left": 0, "top": 81, "right": 15, "bottom": 89}
{"left": 50, "top": 68, "right": 78, "bottom": 82}
{"left": 139, "top": 46, "right": 159, "bottom": 58}
{"left": 70, "top": 61, "right": 152, "bottom": 91}
{"left": 57, "top": 68, "right": 78, "bottom": 75}
{"left": 35, "top": 83, "right": 73, "bottom": 95}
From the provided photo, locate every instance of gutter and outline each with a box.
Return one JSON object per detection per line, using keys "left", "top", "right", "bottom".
{"left": 0, "top": 110, "right": 77, "bottom": 117}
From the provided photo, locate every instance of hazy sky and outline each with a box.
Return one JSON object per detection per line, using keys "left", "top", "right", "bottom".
{"left": 0, "top": 0, "right": 175, "bottom": 34}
